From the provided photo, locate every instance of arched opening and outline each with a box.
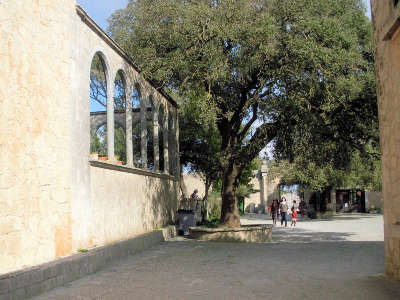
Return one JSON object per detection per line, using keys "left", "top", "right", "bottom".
{"left": 114, "top": 69, "right": 126, "bottom": 163}
{"left": 158, "top": 105, "right": 165, "bottom": 172}
{"left": 131, "top": 84, "right": 141, "bottom": 166}
{"left": 114, "top": 70, "right": 126, "bottom": 110}
{"left": 158, "top": 124, "right": 164, "bottom": 172}
{"left": 90, "top": 53, "right": 107, "bottom": 156}
{"left": 114, "top": 123, "right": 126, "bottom": 164}
{"left": 147, "top": 120, "right": 154, "bottom": 170}
{"left": 147, "top": 95, "right": 154, "bottom": 170}
{"left": 132, "top": 122, "right": 142, "bottom": 168}
{"left": 93, "top": 124, "right": 107, "bottom": 158}
{"left": 90, "top": 53, "right": 107, "bottom": 112}
{"left": 132, "top": 84, "right": 140, "bottom": 109}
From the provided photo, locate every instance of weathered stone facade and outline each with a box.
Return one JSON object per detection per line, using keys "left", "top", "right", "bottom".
{"left": 371, "top": 0, "right": 400, "bottom": 280}
{"left": 0, "top": 1, "right": 180, "bottom": 274}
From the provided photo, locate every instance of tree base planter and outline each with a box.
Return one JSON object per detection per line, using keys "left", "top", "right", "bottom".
{"left": 189, "top": 225, "right": 272, "bottom": 243}
{"left": 308, "top": 212, "right": 334, "bottom": 220}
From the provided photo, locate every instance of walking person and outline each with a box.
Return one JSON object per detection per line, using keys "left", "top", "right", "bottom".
{"left": 269, "top": 199, "right": 279, "bottom": 227}
{"left": 190, "top": 189, "right": 199, "bottom": 199}
{"left": 299, "top": 199, "right": 308, "bottom": 220}
{"left": 279, "top": 197, "right": 289, "bottom": 227}
{"left": 277, "top": 198, "right": 281, "bottom": 221}
{"left": 291, "top": 200, "right": 298, "bottom": 226}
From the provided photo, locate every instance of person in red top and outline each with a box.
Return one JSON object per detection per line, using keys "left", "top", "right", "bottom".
{"left": 291, "top": 200, "right": 298, "bottom": 226}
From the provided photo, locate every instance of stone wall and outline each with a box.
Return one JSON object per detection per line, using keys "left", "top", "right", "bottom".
{"left": 246, "top": 174, "right": 281, "bottom": 212}
{"left": 371, "top": 0, "right": 400, "bottom": 280}
{"left": 0, "top": 1, "right": 180, "bottom": 274}
{"left": 89, "top": 161, "right": 179, "bottom": 247}
{"left": 70, "top": 5, "right": 180, "bottom": 251}
{"left": 365, "top": 191, "right": 383, "bottom": 211}
{"left": 182, "top": 173, "right": 206, "bottom": 198}
{"left": 0, "top": 0, "right": 75, "bottom": 273}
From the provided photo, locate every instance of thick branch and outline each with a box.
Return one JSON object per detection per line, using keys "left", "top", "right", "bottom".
{"left": 238, "top": 103, "right": 258, "bottom": 142}
{"left": 236, "top": 121, "right": 280, "bottom": 170}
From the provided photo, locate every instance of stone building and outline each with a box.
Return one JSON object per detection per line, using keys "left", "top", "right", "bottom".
{"left": 371, "top": 0, "right": 400, "bottom": 280}
{"left": 0, "top": 1, "right": 180, "bottom": 274}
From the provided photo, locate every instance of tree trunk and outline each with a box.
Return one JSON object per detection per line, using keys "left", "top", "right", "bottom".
{"left": 179, "top": 173, "right": 189, "bottom": 198}
{"left": 218, "top": 165, "right": 241, "bottom": 228}
{"left": 320, "top": 187, "right": 332, "bottom": 212}
{"left": 202, "top": 176, "right": 212, "bottom": 221}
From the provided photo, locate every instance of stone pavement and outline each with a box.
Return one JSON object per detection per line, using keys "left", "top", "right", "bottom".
{"left": 32, "top": 214, "right": 400, "bottom": 300}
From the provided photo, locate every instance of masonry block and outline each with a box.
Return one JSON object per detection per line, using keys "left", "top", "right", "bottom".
{"left": 0, "top": 294, "right": 11, "bottom": 300}
{"left": 0, "top": 278, "right": 10, "bottom": 295}
{"left": 10, "top": 287, "right": 27, "bottom": 300}
{"left": 43, "top": 264, "right": 59, "bottom": 280}
{"left": 41, "top": 278, "right": 55, "bottom": 293}
{"left": 16, "top": 272, "right": 35, "bottom": 289}
{"left": 25, "top": 284, "right": 39, "bottom": 298}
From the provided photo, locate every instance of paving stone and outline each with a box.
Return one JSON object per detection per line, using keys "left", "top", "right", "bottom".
{"left": 31, "top": 214, "right": 400, "bottom": 300}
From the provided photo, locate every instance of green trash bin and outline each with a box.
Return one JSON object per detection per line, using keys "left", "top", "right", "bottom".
{"left": 238, "top": 197, "right": 245, "bottom": 215}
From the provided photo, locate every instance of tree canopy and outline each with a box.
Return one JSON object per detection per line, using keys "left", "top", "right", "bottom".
{"left": 108, "top": 0, "right": 378, "bottom": 227}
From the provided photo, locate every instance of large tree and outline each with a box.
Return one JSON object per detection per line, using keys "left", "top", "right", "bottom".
{"left": 108, "top": 0, "right": 376, "bottom": 227}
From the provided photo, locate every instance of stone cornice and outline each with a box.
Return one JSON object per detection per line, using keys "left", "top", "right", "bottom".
{"left": 76, "top": 5, "right": 179, "bottom": 109}
{"left": 89, "top": 159, "right": 180, "bottom": 181}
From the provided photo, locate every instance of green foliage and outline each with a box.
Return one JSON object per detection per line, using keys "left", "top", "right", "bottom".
{"left": 114, "top": 124, "right": 127, "bottom": 163}
{"left": 179, "top": 98, "right": 221, "bottom": 181}
{"left": 269, "top": 0, "right": 378, "bottom": 168}
{"left": 90, "top": 130, "right": 102, "bottom": 154}
{"left": 268, "top": 147, "right": 382, "bottom": 192}
{"left": 197, "top": 217, "right": 220, "bottom": 228}
{"left": 207, "top": 190, "right": 222, "bottom": 220}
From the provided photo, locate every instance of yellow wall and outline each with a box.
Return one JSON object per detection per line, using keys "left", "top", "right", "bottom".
{"left": 0, "top": 0, "right": 75, "bottom": 272}
{"left": 0, "top": 0, "right": 180, "bottom": 274}
{"left": 371, "top": 0, "right": 400, "bottom": 280}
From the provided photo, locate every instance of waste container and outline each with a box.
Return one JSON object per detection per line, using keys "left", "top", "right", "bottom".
{"left": 177, "top": 209, "right": 196, "bottom": 235}
{"left": 238, "top": 197, "right": 245, "bottom": 215}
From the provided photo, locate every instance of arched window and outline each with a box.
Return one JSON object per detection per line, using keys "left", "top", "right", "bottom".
{"left": 114, "top": 70, "right": 126, "bottom": 110}
{"left": 90, "top": 53, "right": 107, "bottom": 156}
{"left": 114, "top": 70, "right": 127, "bottom": 164}
{"left": 114, "top": 123, "right": 126, "bottom": 164}
{"left": 132, "top": 85, "right": 140, "bottom": 109}
{"left": 90, "top": 53, "right": 107, "bottom": 112}
{"left": 132, "top": 122, "right": 142, "bottom": 167}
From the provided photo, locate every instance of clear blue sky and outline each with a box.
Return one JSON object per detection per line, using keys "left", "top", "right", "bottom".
{"left": 77, "top": 0, "right": 372, "bottom": 31}
{"left": 76, "top": 0, "right": 128, "bottom": 30}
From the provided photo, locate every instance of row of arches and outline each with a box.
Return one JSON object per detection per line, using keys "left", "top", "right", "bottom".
{"left": 89, "top": 51, "right": 179, "bottom": 175}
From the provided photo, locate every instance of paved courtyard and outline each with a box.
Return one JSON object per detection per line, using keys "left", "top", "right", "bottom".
{"left": 33, "top": 214, "right": 400, "bottom": 299}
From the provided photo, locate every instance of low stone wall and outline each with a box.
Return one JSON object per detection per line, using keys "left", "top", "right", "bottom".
{"left": 89, "top": 161, "right": 180, "bottom": 248}
{"left": 189, "top": 225, "right": 272, "bottom": 243}
{"left": 0, "top": 226, "right": 177, "bottom": 300}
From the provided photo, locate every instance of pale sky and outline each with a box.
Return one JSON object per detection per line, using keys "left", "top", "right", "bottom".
{"left": 77, "top": 0, "right": 372, "bottom": 31}
{"left": 76, "top": 0, "right": 128, "bottom": 30}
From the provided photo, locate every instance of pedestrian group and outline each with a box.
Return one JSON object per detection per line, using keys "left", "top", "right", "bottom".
{"left": 269, "top": 197, "right": 307, "bottom": 227}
